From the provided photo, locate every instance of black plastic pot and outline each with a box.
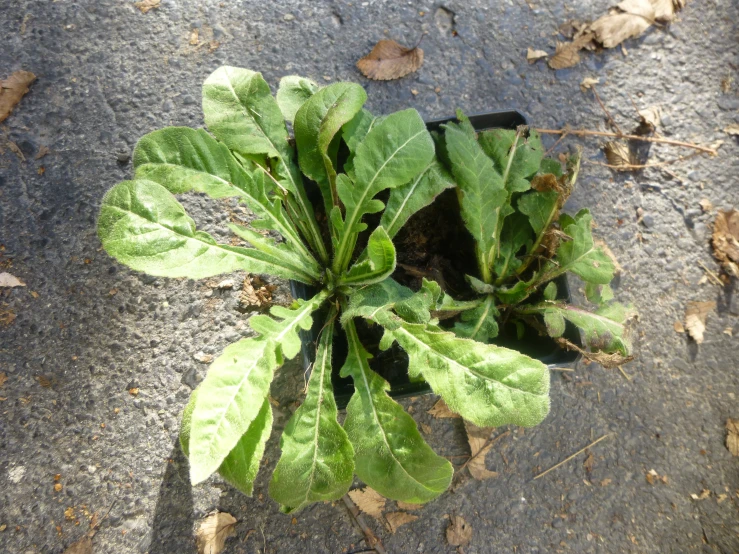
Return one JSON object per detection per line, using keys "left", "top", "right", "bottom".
{"left": 291, "top": 110, "right": 582, "bottom": 409}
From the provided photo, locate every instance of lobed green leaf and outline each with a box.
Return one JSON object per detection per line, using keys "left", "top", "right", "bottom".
{"left": 180, "top": 389, "right": 272, "bottom": 496}
{"left": 269, "top": 315, "right": 354, "bottom": 513}
{"left": 188, "top": 291, "right": 328, "bottom": 484}
{"left": 340, "top": 320, "right": 453, "bottom": 503}
{"left": 97, "top": 179, "right": 318, "bottom": 283}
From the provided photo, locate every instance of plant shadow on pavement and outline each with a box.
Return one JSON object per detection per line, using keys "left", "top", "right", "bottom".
{"left": 149, "top": 441, "right": 197, "bottom": 554}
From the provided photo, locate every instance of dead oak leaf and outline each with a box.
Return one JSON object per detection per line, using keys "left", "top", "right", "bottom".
{"left": 384, "top": 511, "right": 418, "bottom": 533}
{"left": 428, "top": 398, "right": 460, "bottom": 418}
{"left": 526, "top": 47, "right": 549, "bottom": 63}
{"left": 726, "top": 419, "right": 739, "bottom": 457}
{"left": 134, "top": 0, "right": 160, "bottom": 14}
{"left": 196, "top": 512, "right": 237, "bottom": 554}
{"left": 0, "top": 70, "right": 36, "bottom": 123}
{"left": 347, "top": 487, "right": 385, "bottom": 519}
{"left": 357, "top": 39, "right": 424, "bottom": 81}
{"left": 684, "top": 301, "right": 716, "bottom": 344}
{"left": 712, "top": 209, "right": 739, "bottom": 277}
{"left": 446, "top": 515, "right": 472, "bottom": 547}
{"left": 0, "top": 272, "right": 25, "bottom": 287}
{"left": 464, "top": 421, "right": 498, "bottom": 480}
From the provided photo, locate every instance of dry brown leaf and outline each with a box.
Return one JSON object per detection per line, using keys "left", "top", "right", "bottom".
{"left": 0, "top": 373, "right": 7, "bottom": 387}
{"left": 527, "top": 47, "right": 549, "bottom": 62}
{"left": 196, "top": 512, "right": 237, "bottom": 554}
{"left": 190, "top": 29, "right": 200, "bottom": 46}
{"left": 356, "top": 39, "right": 424, "bottom": 81}
{"left": 239, "top": 275, "right": 276, "bottom": 311}
{"left": 684, "top": 301, "right": 716, "bottom": 344}
{"left": 0, "top": 70, "right": 36, "bottom": 123}
{"left": 396, "top": 501, "right": 423, "bottom": 511}
{"left": 446, "top": 515, "right": 472, "bottom": 547}
{"left": 134, "top": 0, "right": 160, "bottom": 14}
{"left": 691, "top": 489, "right": 711, "bottom": 501}
{"left": 618, "top": 0, "right": 656, "bottom": 18}
{"left": 420, "top": 422, "right": 432, "bottom": 434}
{"left": 724, "top": 124, "right": 739, "bottom": 136}
{"left": 0, "top": 272, "right": 25, "bottom": 287}
{"left": 583, "top": 451, "right": 595, "bottom": 473}
{"left": 464, "top": 421, "right": 498, "bottom": 480}
{"left": 726, "top": 419, "right": 739, "bottom": 456}
{"left": 638, "top": 106, "right": 661, "bottom": 129}
{"left": 712, "top": 209, "right": 739, "bottom": 277}
{"left": 604, "top": 141, "right": 637, "bottom": 168}
{"left": 63, "top": 536, "right": 92, "bottom": 554}
{"left": 385, "top": 511, "right": 418, "bottom": 533}
{"left": 591, "top": 12, "right": 652, "bottom": 49}
{"left": 649, "top": 0, "right": 682, "bottom": 21}
{"left": 699, "top": 199, "right": 713, "bottom": 213}
{"left": 673, "top": 320, "right": 685, "bottom": 333}
{"left": 580, "top": 76, "right": 600, "bottom": 91}
{"left": 348, "top": 487, "right": 385, "bottom": 519}
{"left": 0, "top": 304, "right": 16, "bottom": 327}
{"left": 427, "top": 398, "right": 460, "bottom": 418}
{"left": 548, "top": 41, "right": 583, "bottom": 70}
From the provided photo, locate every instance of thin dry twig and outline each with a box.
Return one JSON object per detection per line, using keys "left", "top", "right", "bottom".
{"left": 617, "top": 366, "right": 632, "bottom": 381}
{"left": 697, "top": 260, "right": 724, "bottom": 287}
{"left": 588, "top": 151, "right": 703, "bottom": 171}
{"left": 550, "top": 367, "right": 575, "bottom": 372}
{"left": 590, "top": 85, "right": 623, "bottom": 135}
{"left": 534, "top": 434, "right": 612, "bottom": 480}
{"left": 341, "top": 495, "right": 387, "bottom": 554}
{"left": 544, "top": 130, "right": 569, "bottom": 156}
{"left": 535, "top": 127, "right": 718, "bottom": 155}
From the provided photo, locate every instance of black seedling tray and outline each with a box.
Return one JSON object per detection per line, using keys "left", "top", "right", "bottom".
{"left": 291, "top": 110, "right": 582, "bottom": 409}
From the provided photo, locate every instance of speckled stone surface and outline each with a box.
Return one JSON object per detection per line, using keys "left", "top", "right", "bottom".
{"left": 1, "top": 1, "right": 738, "bottom": 552}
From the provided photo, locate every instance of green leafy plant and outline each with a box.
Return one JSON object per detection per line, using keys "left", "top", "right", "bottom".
{"left": 97, "top": 67, "right": 631, "bottom": 514}
{"left": 430, "top": 111, "right": 635, "bottom": 368}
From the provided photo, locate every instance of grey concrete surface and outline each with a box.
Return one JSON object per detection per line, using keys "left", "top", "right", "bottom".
{"left": 1, "top": 0, "right": 738, "bottom": 552}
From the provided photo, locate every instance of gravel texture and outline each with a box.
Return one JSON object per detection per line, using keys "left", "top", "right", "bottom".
{"left": 1, "top": 0, "right": 738, "bottom": 552}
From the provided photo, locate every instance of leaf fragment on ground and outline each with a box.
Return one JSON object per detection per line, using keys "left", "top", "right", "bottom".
{"left": 134, "top": 0, "right": 160, "bottom": 14}
{"left": 0, "top": 70, "right": 36, "bottom": 123}
{"left": 699, "top": 199, "right": 713, "bottom": 213}
{"left": 646, "top": 468, "right": 668, "bottom": 484}
{"left": 0, "top": 373, "right": 7, "bottom": 387}
{"left": 726, "top": 419, "right": 739, "bottom": 456}
{"left": 347, "top": 487, "right": 385, "bottom": 519}
{"left": 542, "top": 0, "right": 688, "bottom": 69}
{"left": 580, "top": 77, "right": 600, "bottom": 91}
{"left": 239, "top": 275, "right": 276, "bottom": 311}
{"left": 464, "top": 421, "right": 498, "bottom": 480}
{"left": 712, "top": 209, "right": 739, "bottom": 277}
{"left": 691, "top": 489, "right": 711, "bottom": 501}
{"left": 0, "top": 272, "right": 25, "bottom": 287}
{"left": 724, "top": 124, "right": 739, "bottom": 136}
{"left": 638, "top": 106, "right": 661, "bottom": 129}
{"left": 673, "top": 320, "right": 685, "bottom": 333}
{"left": 63, "top": 536, "right": 92, "bottom": 554}
{"left": 356, "top": 39, "right": 424, "bottom": 80}
{"left": 684, "top": 301, "right": 716, "bottom": 344}
{"left": 385, "top": 511, "right": 418, "bottom": 533}
{"left": 526, "top": 47, "right": 548, "bottom": 62}
{"left": 427, "top": 398, "right": 461, "bottom": 418}
{"left": 446, "top": 515, "right": 472, "bottom": 546}
{"left": 196, "top": 512, "right": 237, "bottom": 554}
{"left": 604, "top": 141, "right": 637, "bottom": 168}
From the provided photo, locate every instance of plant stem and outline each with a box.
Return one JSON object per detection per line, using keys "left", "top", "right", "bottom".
{"left": 535, "top": 128, "right": 718, "bottom": 155}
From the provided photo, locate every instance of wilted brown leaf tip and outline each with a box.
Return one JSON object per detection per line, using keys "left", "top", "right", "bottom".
{"left": 357, "top": 39, "right": 424, "bottom": 81}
